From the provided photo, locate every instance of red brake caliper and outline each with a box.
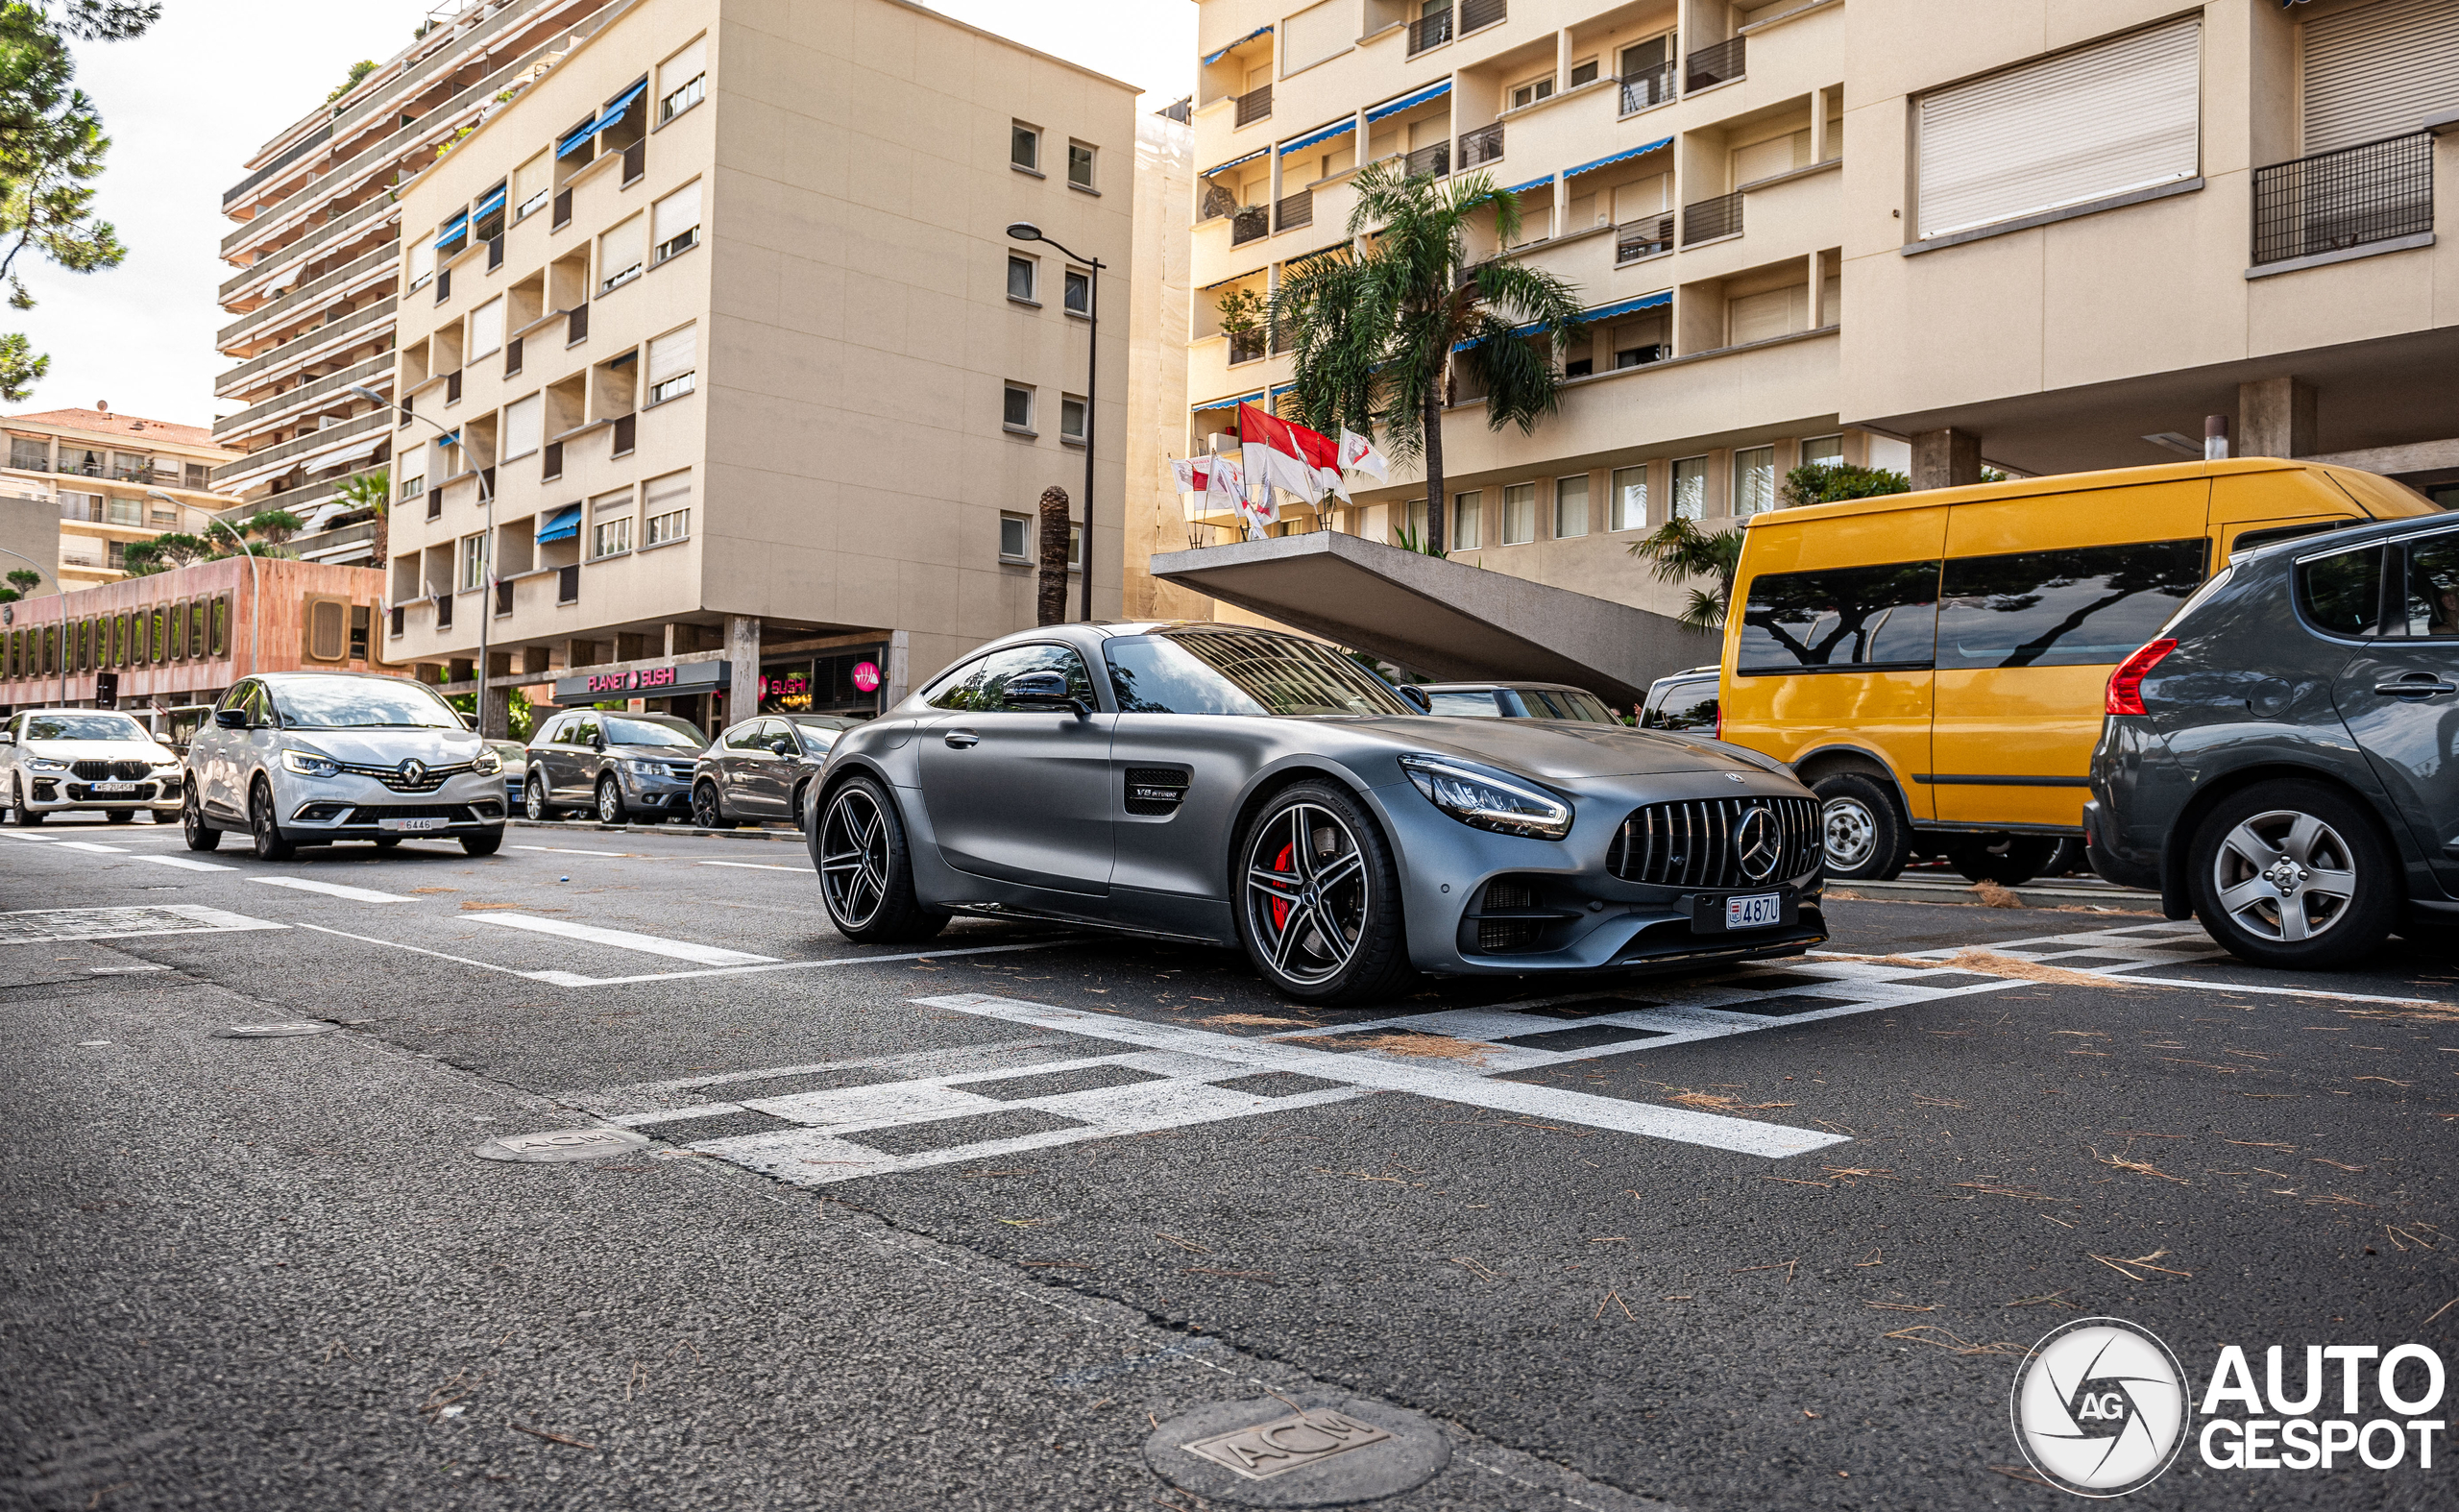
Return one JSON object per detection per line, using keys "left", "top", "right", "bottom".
{"left": 1270, "top": 841, "right": 1295, "bottom": 932}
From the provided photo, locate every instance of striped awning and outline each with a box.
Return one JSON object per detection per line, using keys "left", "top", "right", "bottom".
{"left": 1454, "top": 290, "right": 1668, "bottom": 351}
{"left": 1501, "top": 173, "right": 1556, "bottom": 195}
{"left": 534, "top": 503, "right": 581, "bottom": 544}
{"left": 1278, "top": 115, "right": 1357, "bottom": 157}
{"left": 1366, "top": 80, "right": 1450, "bottom": 123}
{"left": 433, "top": 213, "right": 469, "bottom": 248}
{"left": 1563, "top": 136, "right": 1672, "bottom": 178}
{"left": 1202, "top": 146, "right": 1268, "bottom": 178}
{"left": 1203, "top": 23, "right": 1272, "bottom": 65}
{"left": 1191, "top": 390, "right": 1266, "bottom": 413}
{"left": 473, "top": 184, "right": 507, "bottom": 222}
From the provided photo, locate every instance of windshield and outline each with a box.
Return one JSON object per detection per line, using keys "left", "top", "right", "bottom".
{"left": 1106, "top": 627, "right": 1416, "bottom": 718}
{"left": 1523, "top": 688, "right": 1619, "bottom": 723}
{"left": 25, "top": 713, "right": 151, "bottom": 743}
{"left": 269, "top": 677, "right": 461, "bottom": 730}
{"left": 602, "top": 716, "right": 705, "bottom": 748}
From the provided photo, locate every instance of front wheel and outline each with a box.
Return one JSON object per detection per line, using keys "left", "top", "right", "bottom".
{"left": 815, "top": 777, "right": 948, "bottom": 943}
{"left": 1234, "top": 781, "right": 1413, "bottom": 1006}
{"left": 248, "top": 778, "right": 294, "bottom": 862}
{"left": 11, "top": 778, "right": 42, "bottom": 826}
{"left": 461, "top": 831, "right": 503, "bottom": 857}
{"left": 182, "top": 786, "right": 220, "bottom": 851}
{"left": 1946, "top": 834, "right": 2059, "bottom": 886}
{"left": 105, "top": 809, "right": 134, "bottom": 825}
{"left": 523, "top": 781, "right": 554, "bottom": 821}
{"left": 1812, "top": 773, "right": 1908, "bottom": 881}
{"left": 372, "top": 838, "right": 402, "bottom": 850}
{"left": 596, "top": 776, "right": 627, "bottom": 826}
{"left": 2189, "top": 780, "right": 2397, "bottom": 969}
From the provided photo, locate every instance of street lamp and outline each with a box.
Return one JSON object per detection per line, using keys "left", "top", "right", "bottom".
{"left": 352, "top": 382, "right": 500, "bottom": 737}
{"left": 0, "top": 545, "right": 64, "bottom": 708}
{"left": 152, "top": 489, "right": 258, "bottom": 679}
{"left": 1007, "top": 221, "right": 1104, "bottom": 622}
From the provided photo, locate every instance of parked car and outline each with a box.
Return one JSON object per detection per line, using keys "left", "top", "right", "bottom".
{"left": 809, "top": 622, "right": 1826, "bottom": 1005}
{"left": 182, "top": 672, "right": 506, "bottom": 859}
{"left": 691, "top": 714, "right": 862, "bottom": 829}
{"left": 1407, "top": 681, "right": 1622, "bottom": 723}
{"left": 2086, "top": 513, "right": 2459, "bottom": 966}
{"left": 523, "top": 710, "right": 707, "bottom": 824}
{"left": 1719, "top": 457, "right": 2436, "bottom": 884}
{"left": 1, "top": 709, "right": 184, "bottom": 825}
{"left": 1639, "top": 667, "right": 1720, "bottom": 733}
{"left": 488, "top": 739, "right": 528, "bottom": 812}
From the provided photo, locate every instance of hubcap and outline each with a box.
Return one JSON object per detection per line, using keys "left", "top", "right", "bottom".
{"left": 819, "top": 788, "right": 892, "bottom": 928}
{"left": 1822, "top": 796, "right": 1876, "bottom": 870}
{"left": 2213, "top": 808, "right": 2356, "bottom": 944}
{"left": 1242, "top": 802, "right": 1370, "bottom": 987}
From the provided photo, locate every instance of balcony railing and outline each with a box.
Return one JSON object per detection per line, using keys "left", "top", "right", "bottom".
{"left": 1407, "top": 6, "right": 1453, "bottom": 55}
{"left": 1229, "top": 329, "right": 1266, "bottom": 364}
{"left": 1459, "top": 122, "right": 1503, "bottom": 169}
{"left": 1619, "top": 61, "right": 1676, "bottom": 113}
{"left": 1275, "top": 189, "right": 1313, "bottom": 232}
{"left": 1616, "top": 215, "right": 1674, "bottom": 262}
{"left": 1460, "top": 0, "right": 1506, "bottom": 32}
{"left": 2252, "top": 131, "right": 2433, "bottom": 266}
{"left": 1684, "top": 190, "right": 1742, "bottom": 244}
{"left": 1230, "top": 206, "right": 1270, "bottom": 245}
{"left": 1235, "top": 84, "right": 1273, "bottom": 128}
{"left": 557, "top": 565, "right": 579, "bottom": 604}
{"left": 1686, "top": 37, "right": 1744, "bottom": 93}
{"left": 1404, "top": 142, "right": 1450, "bottom": 179}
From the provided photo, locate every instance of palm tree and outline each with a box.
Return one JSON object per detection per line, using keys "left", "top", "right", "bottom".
{"left": 1270, "top": 160, "right": 1584, "bottom": 553}
{"left": 1628, "top": 517, "right": 1744, "bottom": 632}
{"left": 332, "top": 467, "right": 391, "bottom": 563}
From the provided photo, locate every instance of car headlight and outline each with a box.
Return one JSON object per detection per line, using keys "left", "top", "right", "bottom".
{"left": 472, "top": 747, "right": 501, "bottom": 775}
{"left": 625, "top": 758, "right": 664, "bottom": 777}
{"left": 27, "top": 756, "right": 67, "bottom": 772}
{"left": 1398, "top": 754, "right": 1572, "bottom": 840}
{"left": 151, "top": 760, "right": 182, "bottom": 774}
{"left": 280, "top": 749, "right": 342, "bottom": 779}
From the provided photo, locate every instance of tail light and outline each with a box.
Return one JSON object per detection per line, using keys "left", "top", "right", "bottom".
{"left": 2105, "top": 639, "right": 2177, "bottom": 716}
{"left": 1715, "top": 702, "right": 1724, "bottom": 742}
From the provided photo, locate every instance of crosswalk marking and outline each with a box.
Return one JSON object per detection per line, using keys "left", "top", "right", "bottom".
{"left": 50, "top": 841, "right": 129, "bottom": 854}
{"left": 512, "top": 845, "right": 637, "bottom": 857}
{"left": 0, "top": 904, "right": 286, "bottom": 944}
{"left": 251, "top": 877, "right": 412, "bottom": 904}
{"left": 697, "top": 860, "right": 805, "bottom": 872}
{"left": 470, "top": 912, "right": 779, "bottom": 966}
{"left": 136, "top": 854, "right": 240, "bottom": 873}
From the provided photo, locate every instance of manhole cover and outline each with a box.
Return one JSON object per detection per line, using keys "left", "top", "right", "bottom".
{"left": 1145, "top": 1396, "right": 1447, "bottom": 1507}
{"left": 212, "top": 1021, "right": 340, "bottom": 1038}
{"left": 473, "top": 1128, "right": 651, "bottom": 1163}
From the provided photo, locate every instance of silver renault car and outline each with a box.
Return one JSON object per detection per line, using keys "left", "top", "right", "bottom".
{"left": 183, "top": 671, "right": 506, "bottom": 859}
{"left": 809, "top": 623, "right": 1825, "bottom": 1004}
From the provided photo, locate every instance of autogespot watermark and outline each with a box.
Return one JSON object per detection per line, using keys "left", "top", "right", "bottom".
{"left": 2009, "top": 1317, "right": 2447, "bottom": 1496}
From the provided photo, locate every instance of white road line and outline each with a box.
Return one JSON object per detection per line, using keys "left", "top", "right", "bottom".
{"left": 136, "top": 854, "right": 240, "bottom": 873}
{"left": 0, "top": 831, "right": 59, "bottom": 841}
{"left": 2073, "top": 975, "right": 2452, "bottom": 1009}
{"left": 513, "top": 845, "right": 638, "bottom": 857}
{"left": 50, "top": 841, "right": 129, "bottom": 854}
{"left": 571, "top": 1038, "right": 1070, "bottom": 1109}
{"left": 469, "top": 913, "right": 779, "bottom": 966}
{"left": 251, "top": 876, "right": 414, "bottom": 904}
{"left": 512, "top": 936, "right": 1076, "bottom": 988}
{"left": 697, "top": 860, "right": 805, "bottom": 872}
{"left": 289, "top": 921, "right": 549, "bottom": 978}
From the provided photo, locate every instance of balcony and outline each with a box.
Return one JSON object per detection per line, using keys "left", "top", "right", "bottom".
{"left": 1229, "top": 329, "right": 1267, "bottom": 364}
{"left": 1407, "top": 6, "right": 1452, "bottom": 55}
{"left": 2252, "top": 132, "right": 2433, "bottom": 268}
{"left": 1275, "top": 189, "right": 1313, "bottom": 232}
{"left": 1616, "top": 215, "right": 1674, "bottom": 263}
{"left": 1235, "top": 84, "right": 1272, "bottom": 128}
{"left": 1231, "top": 206, "right": 1270, "bottom": 245}
{"left": 1686, "top": 37, "right": 1744, "bottom": 93}
{"left": 1459, "top": 122, "right": 1503, "bottom": 170}
{"left": 1619, "top": 61, "right": 1675, "bottom": 114}
{"left": 1460, "top": 0, "right": 1505, "bottom": 33}
{"left": 213, "top": 296, "right": 398, "bottom": 399}
{"left": 1405, "top": 142, "right": 1451, "bottom": 179}
{"left": 1684, "top": 190, "right": 1742, "bottom": 245}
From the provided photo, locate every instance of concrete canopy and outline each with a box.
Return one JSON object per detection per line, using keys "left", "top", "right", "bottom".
{"left": 1150, "top": 530, "right": 1716, "bottom": 709}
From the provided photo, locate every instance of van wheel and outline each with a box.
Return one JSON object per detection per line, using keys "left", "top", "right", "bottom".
{"left": 2189, "top": 780, "right": 2396, "bottom": 969}
{"left": 1947, "top": 835, "right": 2059, "bottom": 886}
{"left": 1812, "top": 773, "right": 1908, "bottom": 881}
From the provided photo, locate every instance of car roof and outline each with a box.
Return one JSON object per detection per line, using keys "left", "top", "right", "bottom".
{"left": 2237, "top": 508, "right": 2457, "bottom": 563}
{"left": 1745, "top": 457, "right": 2443, "bottom": 529}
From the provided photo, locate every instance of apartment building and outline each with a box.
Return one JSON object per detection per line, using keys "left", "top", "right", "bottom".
{"left": 1, "top": 407, "right": 239, "bottom": 590}
{"left": 1171, "top": 0, "right": 2459, "bottom": 672}
{"left": 380, "top": 0, "right": 1137, "bottom": 737}
{"left": 212, "top": 0, "right": 631, "bottom": 562}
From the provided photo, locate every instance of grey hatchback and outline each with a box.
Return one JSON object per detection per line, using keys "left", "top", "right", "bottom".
{"left": 2085, "top": 512, "right": 2458, "bottom": 966}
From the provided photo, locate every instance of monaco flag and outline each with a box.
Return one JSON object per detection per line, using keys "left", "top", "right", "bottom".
{"left": 1339, "top": 427, "right": 1390, "bottom": 483}
{"left": 1238, "top": 402, "right": 1348, "bottom": 504}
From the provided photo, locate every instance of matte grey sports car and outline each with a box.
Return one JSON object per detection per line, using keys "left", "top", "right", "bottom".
{"left": 807, "top": 623, "right": 1828, "bottom": 1004}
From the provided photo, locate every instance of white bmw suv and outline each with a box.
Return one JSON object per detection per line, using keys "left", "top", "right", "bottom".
{"left": 1, "top": 709, "right": 185, "bottom": 824}
{"left": 183, "top": 671, "right": 506, "bottom": 860}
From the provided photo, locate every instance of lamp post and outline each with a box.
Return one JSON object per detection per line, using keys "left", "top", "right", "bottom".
{"left": 353, "top": 383, "right": 500, "bottom": 736}
{"left": 153, "top": 489, "right": 258, "bottom": 679}
{"left": 0, "top": 546, "right": 64, "bottom": 708}
{"left": 1006, "top": 221, "right": 1103, "bottom": 622}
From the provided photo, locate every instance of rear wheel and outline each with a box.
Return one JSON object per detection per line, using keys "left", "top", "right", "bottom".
{"left": 691, "top": 781, "right": 726, "bottom": 829}
{"left": 815, "top": 777, "right": 947, "bottom": 943}
{"left": 182, "top": 786, "right": 219, "bottom": 851}
{"left": 248, "top": 778, "right": 294, "bottom": 862}
{"left": 523, "top": 781, "right": 554, "bottom": 821}
{"left": 1234, "top": 781, "right": 1413, "bottom": 1006}
{"left": 595, "top": 776, "right": 627, "bottom": 826}
{"left": 1946, "top": 834, "right": 2059, "bottom": 886}
{"left": 1812, "top": 772, "right": 1907, "bottom": 881}
{"left": 2189, "top": 780, "right": 2396, "bottom": 969}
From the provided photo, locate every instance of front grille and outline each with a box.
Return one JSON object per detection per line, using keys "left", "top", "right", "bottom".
{"left": 1606, "top": 796, "right": 1818, "bottom": 889}
{"left": 71, "top": 760, "right": 152, "bottom": 780}
{"left": 335, "top": 759, "right": 473, "bottom": 793}
{"left": 344, "top": 804, "right": 475, "bottom": 824}
{"left": 1476, "top": 917, "right": 1545, "bottom": 952}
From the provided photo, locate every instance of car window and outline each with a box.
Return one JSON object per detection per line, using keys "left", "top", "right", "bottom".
{"left": 2398, "top": 533, "right": 2459, "bottom": 637}
{"left": 570, "top": 714, "right": 601, "bottom": 745}
{"left": 1511, "top": 690, "right": 1561, "bottom": 718}
{"left": 1424, "top": 690, "right": 1503, "bottom": 718}
{"left": 939, "top": 644, "right": 1095, "bottom": 712}
{"left": 722, "top": 720, "right": 767, "bottom": 751}
{"left": 603, "top": 716, "right": 703, "bottom": 747}
{"left": 1936, "top": 539, "right": 2206, "bottom": 670}
{"left": 2297, "top": 545, "right": 2385, "bottom": 637}
{"left": 1642, "top": 681, "right": 1719, "bottom": 730}
{"left": 23, "top": 713, "right": 148, "bottom": 742}
{"left": 1552, "top": 689, "right": 1619, "bottom": 723}
{"left": 924, "top": 656, "right": 990, "bottom": 710}
{"left": 1108, "top": 628, "right": 1414, "bottom": 717}
{"left": 243, "top": 683, "right": 275, "bottom": 727}
{"left": 218, "top": 681, "right": 255, "bottom": 715}
{"left": 1738, "top": 561, "right": 1940, "bottom": 673}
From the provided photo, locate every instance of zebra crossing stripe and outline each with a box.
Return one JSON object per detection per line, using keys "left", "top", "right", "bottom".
{"left": 469, "top": 912, "right": 778, "bottom": 966}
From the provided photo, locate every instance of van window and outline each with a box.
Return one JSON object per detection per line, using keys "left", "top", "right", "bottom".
{"left": 1936, "top": 539, "right": 2206, "bottom": 669}
{"left": 2297, "top": 545, "right": 2384, "bottom": 637}
{"left": 1738, "top": 561, "right": 1940, "bottom": 672}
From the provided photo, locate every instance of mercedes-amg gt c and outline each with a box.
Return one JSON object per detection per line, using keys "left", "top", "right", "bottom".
{"left": 808, "top": 623, "right": 1826, "bottom": 1004}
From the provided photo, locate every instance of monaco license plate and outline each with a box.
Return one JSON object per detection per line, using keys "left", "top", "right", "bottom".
{"left": 88, "top": 782, "right": 137, "bottom": 794}
{"left": 1724, "top": 891, "right": 1784, "bottom": 930}
{"left": 377, "top": 816, "right": 450, "bottom": 833}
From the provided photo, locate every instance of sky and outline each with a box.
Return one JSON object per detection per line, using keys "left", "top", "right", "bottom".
{"left": 11, "top": 0, "right": 1195, "bottom": 433}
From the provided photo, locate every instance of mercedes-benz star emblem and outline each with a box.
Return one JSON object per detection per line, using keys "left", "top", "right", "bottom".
{"left": 1734, "top": 805, "right": 1784, "bottom": 882}
{"left": 398, "top": 759, "right": 426, "bottom": 787}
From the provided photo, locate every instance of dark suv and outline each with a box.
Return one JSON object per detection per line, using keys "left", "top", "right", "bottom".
{"left": 2085, "top": 513, "right": 2457, "bottom": 966}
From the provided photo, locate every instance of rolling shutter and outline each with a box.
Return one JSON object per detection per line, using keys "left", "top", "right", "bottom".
{"left": 1915, "top": 17, "right": 2200, "bottom": 241}
{"left": 2302, "top": 0, "right": 2459, "bottom": 154}
{"left": 1281, "top": 1, "right": 1355, "bottom": 75}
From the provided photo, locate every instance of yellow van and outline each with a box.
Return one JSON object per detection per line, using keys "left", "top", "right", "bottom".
{"left": 1718, "top": 458, "right": 2439, "bottom": 883}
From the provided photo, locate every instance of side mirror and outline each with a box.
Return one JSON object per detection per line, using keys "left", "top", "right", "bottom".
{"left": 590, "top": 732, "right": 607, "bottom": 751}
{"left": 767, "top": 738, "right": 794, "bottom": 756}
{"left": 1005, "top": 670, "right": 1088, "bottom": 715}
{"left": 1400, "top": 685, "right": 1432, "bottom": 714}
{"left": 0, "top": 730, "right": 13, "bottom": 745}
{"left": 213, "top": 708, "right": 248, "bottom": 729}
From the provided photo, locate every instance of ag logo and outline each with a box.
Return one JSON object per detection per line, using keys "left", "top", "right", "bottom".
{"left": 2010, "top": 1317, "right": 2188, "bottom": 1497}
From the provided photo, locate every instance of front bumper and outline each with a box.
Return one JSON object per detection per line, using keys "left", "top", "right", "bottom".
{"left": 619, "top": 765, "right": 694, "bottom": 810}
{"left": 23, "top": 772, "right": 183, "bottom": 811}
{"left": 280, "top": 769, "right": 507, "bottom": 836}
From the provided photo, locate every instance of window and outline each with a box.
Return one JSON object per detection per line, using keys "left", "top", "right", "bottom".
{"left": 458, "top": 531, "right": 489, "bottom": 592}
{"left": 590, "top": 488, "right": 634, "bottom": 559}
{"left": 1011, "top": 123, "right": 1040, "bottom": 172}
{"left": 1070, "top": 523, "right": 1083, "bottom": 569}
{"left": 1452, "top": 490, "right": 1482, "bottom": 549}
{"left": 598, "top": 215, "right": 646, "bottom": 292}
{"left": 647, "top": 324, "right": 697, "bottom": 404}
{"left": 1641, "top": 677, "right": 1719, "bottom": 731}
{"left": 501, "top": 394, "right": 543, "bottom": 459}
{"left": 1729, "top": 286, "right": 1806, "bottom": 345}
{"left": 652, "top": 181, "right": 701, "bottom": 263}
{"left": 1104, "top": 627, "right": 1413, "bottom": 718}
{"left": 1497, "top": 483, "right": 1537, "bottom": 545}
{"left": 1671, "top": 456, "right": 1708, "bottom": 520}
{"left": 1510, "top": 75, "right": 1554, "bottom": 110}
{"left": 2297, "top": 544, "right": 2384, "bottom": 637}
{"left": 1611, "top": 465, "right": 1647, "bottom": 530}
{"left": 927, "top": 643, "right": 1093, "bottom": 711}
{"left": 1553, "top": 474, "right": 1590, "bottom": 539}
{"left": 999, "top": 512, "right": 1030, "bottom": 561}
{"left": 1734, "top": 446, "right": 1776, "bottom": 516}
{"left": 401, "top": 472, "right": 426, "bottom": 501}
{"left": 1067, "top": 140, "right": 1096, "bottom": 189}
{"left": 513, "top": 152, "right": 550, "bottom": 219}
{"left": 107, "top": 496, "right": 141, "bottom": 525}
{"left": 659, "top": 36, "right": 707, "bottom": 124}
{"left": 1936, "top": 539, "right": 2206, "bottom": 669}
{"left": 1739, "top": 560, "right": 1943, "bottom": 673}
{"left": 1003, "top": 383, "right": 1035, "bottom": 432}
{"left": 1801, "top": 434, "right": 1844, "bottom": 468}
{"left": 2398, "top": 533, "right": 2459, "bottom": 637}
{"left": 1007, "top": 256, "right": 1036, "bottom": 303}
{"left": 10, "top": 437, "right": 46, "bottom": 470}
{"left": 1059, "top": 394, "right": 1086, "bottom": 444}
{"left": 1570, "top": 57, "right": 1599, "bottom": 87}
{"left": 1915, "top": 17, "right": 2200, "bottom": 241}
{"left": 1063, "top": 268, "right": 1090, "bottom": 316}
{"left": 306, "top": 598, "right": 348, "bottom": 663}
{"left": 644, "top": 471, "right": 690, "bottom": 546}
{"left": 407, "top": 234, "right": 436, "bottom": 291}
{"left": 468, "top": 297, "right": 504, "bottom": 359}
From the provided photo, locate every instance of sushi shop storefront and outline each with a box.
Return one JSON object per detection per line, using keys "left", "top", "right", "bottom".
{"left": 757, "top": 645, "right": 887, "bottom": 719}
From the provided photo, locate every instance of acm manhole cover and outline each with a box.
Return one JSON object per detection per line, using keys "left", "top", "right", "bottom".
{"left": 1145, "top": 1396, "right": 1447, "bottom": 1507}
{"left": 473, "top": 1128, "right": 651, "bottom": 1163}
{"left": 212, "top": 1021, "right": 340, "bottom": 1038}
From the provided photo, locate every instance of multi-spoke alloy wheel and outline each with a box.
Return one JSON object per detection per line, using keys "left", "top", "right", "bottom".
{"left": 1233, "top": 782, "right": 1412, "bottom": 1005}
{"left": 2209, "top": 808, "right": 2356, "bottom": 944}
{"left": 813, "top": 776, "right": 946, "bottom": 943}
{"left": 2188, "top": 780, "right": 2396, "bottom": 969}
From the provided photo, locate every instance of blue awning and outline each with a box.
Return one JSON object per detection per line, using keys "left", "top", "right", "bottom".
{"left": 434, "top": 429, "right": 460, "bottom": 448}
{"left": 534, "top": 504, "right": 581, "bottom": 544}
{"left": 1202, "top": 23, "right": 1271, "bottom": 65}
{"left": 1564, "top": 136, "right": 1672, "bottom": 179}
{"left": 473, "top": 185, "right": 507, "bottom": 221}
{"left": 557, "top": 121, "right": 595, "bottom": 157}
{"left": 1192, "top": 390, "right": 1266, "bottom": 413}
{"left": 1278, "top": 116, "right": 1357, "bottom": 157}
{"left": 1502, "top": 173, "right": 1555, "bottom": 195}
{"left": 558, "top": 79, "right": 648, "bottom": 155}
{"left": 1366, "top": 80, "right": 1449, "bottom": 123}
{"left": 433, "top": 213, "right": 468, "bottom": 248}
{"left": 1453, "top": 292, "right": 1667, "bottom": 353}
{"left": 1202, "top": 146, "right": 1268, "bottom": 178}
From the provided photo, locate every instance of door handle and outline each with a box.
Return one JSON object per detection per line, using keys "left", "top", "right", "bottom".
{"left": 943, "top": 729, "right": 980, "bottom": 748}
{"left": 2374, "top": 678, "right": 2457, "bottom": 697}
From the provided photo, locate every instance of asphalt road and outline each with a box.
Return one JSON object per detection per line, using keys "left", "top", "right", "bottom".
{"left": 3, "top": 813, "right": 2453, "bottom": 1511}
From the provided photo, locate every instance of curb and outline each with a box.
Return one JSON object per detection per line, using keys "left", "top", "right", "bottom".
{"left": 508, "top": 817, "right": 807, "bottom": 845}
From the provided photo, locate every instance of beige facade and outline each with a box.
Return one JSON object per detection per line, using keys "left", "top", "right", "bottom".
{"left": 1121, "top": 103, "right": 1207, "bottom": 622}
{"left": 0, "top": 408, "right": 240, "bottom": 591}
{"left": 382, "top": 0, "right": 1137, "bottom": 736}
{"left": 1181, "top": 0, "right": 2459, "bottom": 645}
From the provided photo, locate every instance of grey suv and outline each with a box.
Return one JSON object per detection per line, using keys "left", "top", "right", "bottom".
{"left": 2085, "top": 513, "right": 2457, "bottom": 966}
{"left": 523, "top": 710, "right": 707, "bottom": 824}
